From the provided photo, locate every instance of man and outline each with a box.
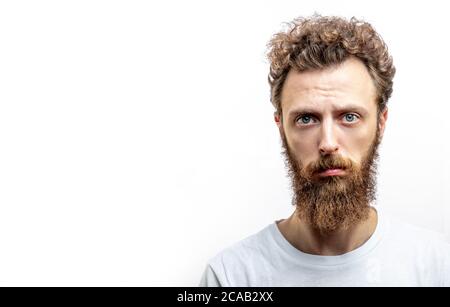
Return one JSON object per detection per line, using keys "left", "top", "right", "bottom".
{"left": 199, "top": 15, "right": 450, "bottom": 286}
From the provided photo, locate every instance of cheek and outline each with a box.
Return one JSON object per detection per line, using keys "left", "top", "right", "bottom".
{"left": 340, "top": 126, "right": 377, "bottom": 163}
{"left": 285, "top": 129, "right": 318, "bottom": 164}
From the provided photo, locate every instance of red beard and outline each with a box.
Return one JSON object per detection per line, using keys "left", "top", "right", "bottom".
{"left": 281, "top": 128, "right": 380, "bottom": 235}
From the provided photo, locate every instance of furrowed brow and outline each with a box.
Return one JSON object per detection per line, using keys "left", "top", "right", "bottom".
{"left": 287, "top": 108, "right": 321, "bottom": 119}
{"left": 287, "top": 105, "right": 368, "bottom": 119}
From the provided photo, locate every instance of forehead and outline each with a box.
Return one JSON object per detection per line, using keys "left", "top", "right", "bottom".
{"left": 280, "top": 57, "right": 378, "bottom": 114}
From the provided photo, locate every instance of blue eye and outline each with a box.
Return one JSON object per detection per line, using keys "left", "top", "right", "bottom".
{"left": 301, "top": 116, "right": 311, "bottom": 124}
{"left": 344, "top": 114, "right": 358, "bottom": 122}
{"left": 297, "top": 115, "right": 314, "bottom": 125}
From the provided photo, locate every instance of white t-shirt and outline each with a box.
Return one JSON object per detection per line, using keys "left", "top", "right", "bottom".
{"left": 199, "top": 207, "right": 450, "bottom": 286}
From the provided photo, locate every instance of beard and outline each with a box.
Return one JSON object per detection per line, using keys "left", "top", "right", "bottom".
{"left": 281, "top": 127, "right": 380, "bottom": 235}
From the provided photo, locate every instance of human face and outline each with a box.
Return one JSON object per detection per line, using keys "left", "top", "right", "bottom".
{"left": 274, "top": 57, "right": 388, "bottom": 233}
{"left": 276, "top": 57, "right": 387, "bottom": 180}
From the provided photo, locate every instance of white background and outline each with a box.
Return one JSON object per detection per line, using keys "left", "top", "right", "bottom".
{"left": 0, "top": 0, "right": 449, "bottom": 286}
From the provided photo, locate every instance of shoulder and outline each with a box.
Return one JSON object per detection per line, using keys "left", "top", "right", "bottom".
{"left": 384, "top": 214, "right": 450, "bottom": 279}
{"left": 209, "top": 223, "right": 275, "bottom": 268}
{"left": 386, "top": 214, "right": 449, "bottom": 248}
{"left": 369, "top": 211, "right": 450, "bottom": 286}
{"left": 204, "top": 224, "right": 276, "bottom": 286}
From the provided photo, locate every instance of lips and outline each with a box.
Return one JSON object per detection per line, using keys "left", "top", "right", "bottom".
{"left": 318, "top": 168, "right": 346, "bottom": 177}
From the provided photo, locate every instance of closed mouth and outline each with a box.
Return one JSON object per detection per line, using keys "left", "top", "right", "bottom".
{"left": 317, "top": 168, "right": 346, "bottom": 177}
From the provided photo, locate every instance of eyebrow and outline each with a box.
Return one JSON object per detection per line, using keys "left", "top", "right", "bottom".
{"left": 287, "top": 105, "right": 369, "bottom": 119}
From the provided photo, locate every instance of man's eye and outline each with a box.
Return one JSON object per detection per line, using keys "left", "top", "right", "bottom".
{"left": 343, "top": 113, "right": 358, "bottom": 123}
{"left": 297, "top": 115, "right": 314, "bottom": 125}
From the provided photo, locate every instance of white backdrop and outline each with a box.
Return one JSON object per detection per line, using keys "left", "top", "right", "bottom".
{"left": 0, "top": 0, "right": 448, "bottom": 286}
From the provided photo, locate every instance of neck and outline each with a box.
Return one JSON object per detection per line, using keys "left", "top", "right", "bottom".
{"left": 277, "top": 206, "right": 378, "bottom": 256}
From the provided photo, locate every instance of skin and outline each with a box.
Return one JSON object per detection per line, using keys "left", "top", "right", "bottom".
{"left": 274, "top": 57, "right": 388, "bottom": 255}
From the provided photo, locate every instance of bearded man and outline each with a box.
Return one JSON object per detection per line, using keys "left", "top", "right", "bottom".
{"left": 199, "top": 15, "right": 450, "bottom": 286}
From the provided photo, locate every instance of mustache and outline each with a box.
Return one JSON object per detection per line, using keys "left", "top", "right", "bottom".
{"left": 304, "top": 155, "right": 356, "bottom": 176}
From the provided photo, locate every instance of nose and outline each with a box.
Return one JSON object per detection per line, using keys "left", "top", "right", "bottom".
{"left": 318, "top": 121, "right": 339, "bottom": 156}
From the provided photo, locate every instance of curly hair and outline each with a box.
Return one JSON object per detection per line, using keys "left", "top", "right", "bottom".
{"left": 266, "top": 15, "right": 395, "bottom": 116}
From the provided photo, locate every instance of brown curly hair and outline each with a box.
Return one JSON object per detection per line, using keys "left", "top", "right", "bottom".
{"left": 266, "top": 15, "right": 395, "bottom": 116}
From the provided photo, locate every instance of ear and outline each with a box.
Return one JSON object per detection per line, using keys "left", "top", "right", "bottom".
{"left": 378, "top": 106, "right": 388, "bottom": 140}
{"left": 274, "top": 111, "right": 282, "bottom": 129}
